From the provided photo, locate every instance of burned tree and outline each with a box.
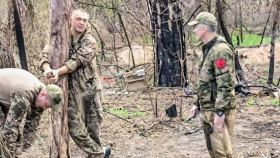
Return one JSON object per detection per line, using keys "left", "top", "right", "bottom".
{"left": 148, "top": 0, "right": 187, "bottom": 87}
{"left": 48, "top": 0, "right": 71, "bottom": 157}
{"left": 268, "top": 1, "right": 280, "bottom": 85}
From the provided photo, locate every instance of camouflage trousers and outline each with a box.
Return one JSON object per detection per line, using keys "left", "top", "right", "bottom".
{"left": 68, "top": 86, "right": 104, "bottom": 158}
{"left": 201, "top": 109, "right": 236, "bottom": 158}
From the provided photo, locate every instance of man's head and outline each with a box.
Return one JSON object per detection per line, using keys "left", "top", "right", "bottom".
{"left": 35, "top": 84, "right": 63, "bottom": 111}
{"left": 71, "top": 8, "right": 89, "bottom": 34}
{"left": 188, "top": 12, "right": 217, "bottom": 43}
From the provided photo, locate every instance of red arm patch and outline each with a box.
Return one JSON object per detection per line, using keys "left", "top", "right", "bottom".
{"left": 216, "top": 58, "right": 226, "bottom": 69}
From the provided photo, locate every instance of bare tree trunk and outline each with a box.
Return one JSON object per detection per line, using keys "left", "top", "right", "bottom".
{"left": 207, "top": 0, "right": 212, "bottom": 12}
{"left": 0, "top": 48, "right": 15, "bottom": 68}
{"left": 148, "top": 0, "right": 187, "bottom": 87}
{"left": 260, "top": 5, "right": 273, "bottom": 45}
{"left": 268, "top": 1, "right": 280, "bottom": 85}
{"left": 0, "top": 9, "right": 15, "bottom": 68}
{"left": 48, "top": 0, "right": 71, "bottom": 157}
{"left": 239, "top": 3, "right": 243, "bottom": 43}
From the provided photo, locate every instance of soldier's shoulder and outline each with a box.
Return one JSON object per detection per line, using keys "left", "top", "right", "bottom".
{"left": 84, "top": 34, "right": 96, "bottom": 43}
{"left": 213, "top": 42, "right": 232, "bottom": 53}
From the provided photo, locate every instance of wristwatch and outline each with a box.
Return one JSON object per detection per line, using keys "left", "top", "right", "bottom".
{"left": 216, "top": 110, "right": 224, "bottom": 116}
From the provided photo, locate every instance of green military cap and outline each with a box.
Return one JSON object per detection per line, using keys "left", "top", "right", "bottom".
{"left": 188, "top": 12, "right": 217, "bottom": 26}
{"left": 46, "top": 84, "right": 63, "bottom": 112}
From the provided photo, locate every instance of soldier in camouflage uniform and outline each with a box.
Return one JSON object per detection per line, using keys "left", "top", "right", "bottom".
{"left": 40, "top": 8, "right": 110, "bottom": 158}
{"left": 0, "top": 68, "right": 63, "bottom": 158}
{"left": 188, "top": 12, "right": 236, "bottom": 158}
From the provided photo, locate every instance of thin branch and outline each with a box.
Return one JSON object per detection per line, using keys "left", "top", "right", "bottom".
{"left": 117, "top": 12, "right": 135, "bottom": 67}
{"left": 260, "top": 4, "right": 273, "bottom": 46}
{"left": 183, "top": 4, "right": 202, "bottom": 27}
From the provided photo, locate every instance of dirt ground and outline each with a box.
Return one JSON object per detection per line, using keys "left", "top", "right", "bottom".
{"left": 19, "top": 43, "right": 280, "bottom": 158}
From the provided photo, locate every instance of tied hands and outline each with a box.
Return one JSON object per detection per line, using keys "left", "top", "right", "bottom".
{"left": 44, "top": 69, "right": 59, "bottom": 84}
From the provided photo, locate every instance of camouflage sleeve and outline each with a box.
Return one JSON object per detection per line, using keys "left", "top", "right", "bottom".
{"left": 213, "top": 44, "right": 235, "bottom": 110}
{"left": 22, "top": 105, "right": 44, "bottom": 151}
{"left": 1, "top": 91, "right": 32, "bottom": 157}
{"left": 39, "top": 45, "right": 51, "bottom": 71}
{"left": 64, "top": 36, "right": 97, "bottom": 73}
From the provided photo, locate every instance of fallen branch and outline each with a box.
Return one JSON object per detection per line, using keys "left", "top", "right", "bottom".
{"left": 184, "top": 127, "right": 200, "bottom": 135}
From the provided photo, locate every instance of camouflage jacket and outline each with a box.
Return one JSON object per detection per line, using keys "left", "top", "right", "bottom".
{"left": 0, "top": 68, "right": 45, "bottom": 157}
{"left": 1, "top": 89, "right": 44, "bottom": 157}
{"left": 198, "top": 35, "right": 236, "bottom": 111}
{"left": 40, "top": 30, "right": 101, "bottom": 91}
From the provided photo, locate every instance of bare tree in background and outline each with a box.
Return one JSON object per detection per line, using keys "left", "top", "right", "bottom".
{"left": 0, "top": 16, "right": 15, "bottom": 68}
{"left": 148, "top": 0, "right": 187, "bottom": 87}
{"left": 48, "top": 0, "right": 71, "bottom": 157}
{"left": 216, "top": 0, "right": 247, "bottom": 83}
{"left": 268, "top": 0, "right": 280, "bottom": 85}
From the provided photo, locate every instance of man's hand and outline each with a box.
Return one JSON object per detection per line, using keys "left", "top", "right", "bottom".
{"left": 213, "top": 112, "right": 225, "bottom": 133}
{"left": 49, "top": 69, "right": 59, "bottom": 84}
{"left": 190, "top": 105, "right": 199, "bottom": 117}
{"left": 43, "top": 69, "right": 54, "bottom": 79}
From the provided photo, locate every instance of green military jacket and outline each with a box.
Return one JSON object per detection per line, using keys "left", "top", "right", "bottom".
{"left": 198, "top": 35, "right": 236, "bottom": 111}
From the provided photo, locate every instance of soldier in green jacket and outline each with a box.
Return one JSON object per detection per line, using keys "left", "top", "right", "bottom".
{"left": 188, "top": 12, "right": 236, "bottom": 158}
{"left": 40, "top": 8, "right": 110, "bottom": 158}
{"left": 0, "top": 68, "right": 63, "bottom": 157}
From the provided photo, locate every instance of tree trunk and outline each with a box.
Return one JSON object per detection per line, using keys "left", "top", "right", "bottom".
{"left": 207, "top": 0, "right": 212, "bottom": 12}
{"left": 239, "top": 3, "right": 243, "bottom": 43}
{"left": 268, "top": 2, "right": 280, "bottom": 85}
{"left": 216, "top": 0, "right": 247, "bottom": 84}
{"left": 48, "top": 0, "right": 71, "bottom": 157}
{"left": 0, "top": 4, "right": 15, "bottom": 69}
{"left": 0, "top": 47, "right": 16, "bottom": 68}
{"left": 149, "top": 0, "right": 187, "bottom": 87}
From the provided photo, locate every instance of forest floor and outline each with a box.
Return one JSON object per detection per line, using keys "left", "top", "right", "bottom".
{"left": 19, "top": 43, "right": 280, "bottom": 158}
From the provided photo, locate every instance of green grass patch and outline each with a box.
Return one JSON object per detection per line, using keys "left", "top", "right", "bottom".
{"left": 258, "top": 79, "right": 267, "bottom": 85}
{"left": 263, "top": 69, "right": 269, "bottom": 73}
{"left": 109, "top": 108, "right": 146, "bottom": 119}
{"left": 258, "top": 78, "right": 278, "bottom": 85}
{"left": 185, "top": 31, "right": 270, "bottom": 47}
{"left": 246, "top": 96, "right": 255, "bottom": 107}
{"left": 270, "top": 99, "right": 280, "bottom": 106}
{"left": 232, "top": 32, "right": 270, "bottom": 47}
{"left": 138, "top": 34, "right": 153, "bottom": 45}
{"left": 110, "top": 109, "right": 128, "bottom": 118}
